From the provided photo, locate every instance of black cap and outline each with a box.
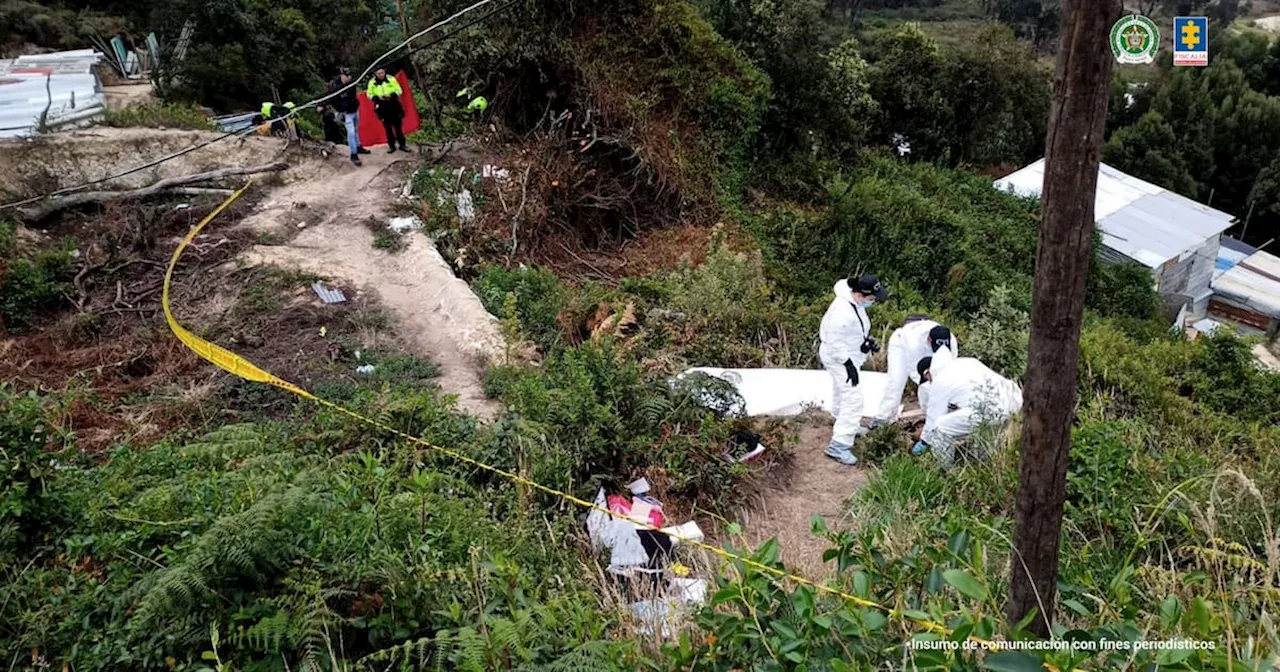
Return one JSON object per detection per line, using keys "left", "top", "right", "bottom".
{"left": 928, "top": 325, "right": 952, "bottom": 352}
{"left": 851, "top": 274, "right": 888, "bottom": 302}
{"left": 917, "top": 356, "right": 932, "bottom": 379}
{"left": 339, "top": 67, "right": 351, "bottom": 75}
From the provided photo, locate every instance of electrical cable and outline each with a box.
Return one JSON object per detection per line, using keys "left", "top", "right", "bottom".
{"left": 0, "top": 0, "right": 513, "bottom": 213}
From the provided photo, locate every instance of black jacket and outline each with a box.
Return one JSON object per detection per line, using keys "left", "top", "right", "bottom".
{"left": 328, "top": 77, "right": 360, "bottom": 114}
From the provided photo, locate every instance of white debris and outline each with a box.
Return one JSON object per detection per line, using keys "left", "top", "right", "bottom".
{"left": 482, "top": 164, "right": 510, "bottom": 180}
{"left": 737, "top": 443, "right": 767, "bottom": 463}
{"left": 627, "top": 477, "right": 651, "bottom": 495}
{"left": 311, "top": 281, "right": 347, "bottom": 304}
{"left": 356, "top": 365, "right": 376, "bottom": 374}
{"left": 661, "top": 521, "right": 705, "bottom": 545}
{"left": 630, "top": 601, "right": 677, "bottom": 639}
{"left": 456, "top": 189, "right": 476, "bottom": 224}
{"left": 1192, "top": 318, "right": 1223, "bottom": 336}
{"left": 669, "top": 578, "right": 708, "bottom": 604}
{"left": 388, "top": 216, "right": 423, "bottom": 233}
{"left": 892, "top": 133, "right": 911, "bottom": 156}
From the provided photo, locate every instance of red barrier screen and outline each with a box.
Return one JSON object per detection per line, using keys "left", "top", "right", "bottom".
{"left": 356, "top": 71, "right": 421, "bottom": 147}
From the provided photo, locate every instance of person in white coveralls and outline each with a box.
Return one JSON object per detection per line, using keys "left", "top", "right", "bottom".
{"left": 912, "top": 346, "right": 1023, "bottom": 468}
{"left": 817, "top": 273, "right": 888, "bottom": 466}
{"left": 869, "top": 317, "right": 958, "bottom": 427}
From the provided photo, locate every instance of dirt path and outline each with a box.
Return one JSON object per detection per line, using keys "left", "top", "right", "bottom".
{"left": 238, "top": 149, "right": 504, "bottom": 418}
{"left": 741, "top": 419, "right": 869, "bottom": 579}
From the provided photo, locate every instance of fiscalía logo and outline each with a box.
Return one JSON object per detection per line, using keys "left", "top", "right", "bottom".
{"left": 1174, "top": 16, "right": 1209, "bottom": 66}
{"left": 1111, "top": 15, "right": 1160, "bottom": 64}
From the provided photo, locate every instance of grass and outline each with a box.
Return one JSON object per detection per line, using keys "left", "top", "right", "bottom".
{"left": 228, "top": 265, "right": 324, "bottom": 320}
{"left": 365, "top": 218, "right": 408, "bottom": 252}
{"left": 255, "top": 231, "right": 287, "bottom": 246}
{"left": 104, "top": 102, "right": 216, "bottom": 131}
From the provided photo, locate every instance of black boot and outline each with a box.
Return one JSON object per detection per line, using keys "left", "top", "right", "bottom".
{"left": 351, "top": 154, "right": 362, "bottom": 166}
{"left": 398, "top": 140, "right": 408, "bottom": 152}
{"left": 387, "top": 145, "right": 397, "bottom": 154}
{"left": 357, "top": 147, "right": 370, "bottom": 154}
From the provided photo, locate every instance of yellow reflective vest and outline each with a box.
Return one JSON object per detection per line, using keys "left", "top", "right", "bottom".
{"left": 261, "top": 102, "right": 296, "bottom": 118}
{"left": 366, "top": 76, "right": 403, "bottom": 99}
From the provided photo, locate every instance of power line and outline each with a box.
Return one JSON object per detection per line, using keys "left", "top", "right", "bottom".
{"left": 0, "top": 0, "right": 515, "bottom": 213}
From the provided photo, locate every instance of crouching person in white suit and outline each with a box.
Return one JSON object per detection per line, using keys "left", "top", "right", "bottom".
{"left": 912, "top": 348, "right": 1022, "bottom": 468}
{"left": 818, "top": 273, "right": 888, "bottom": 466}
{"left": 870, "top": 318, "right": 958, "bottom": 426}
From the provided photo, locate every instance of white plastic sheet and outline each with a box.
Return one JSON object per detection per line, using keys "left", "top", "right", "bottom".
{"left": 679, "top": 367, "right": 890, "bottom": 418}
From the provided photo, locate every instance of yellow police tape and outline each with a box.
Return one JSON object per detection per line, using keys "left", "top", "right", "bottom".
{"left": 163, "top": 183, "right": 1007, "bottom": 654}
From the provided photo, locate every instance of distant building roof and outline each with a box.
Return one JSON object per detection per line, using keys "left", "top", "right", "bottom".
{"left": 1212, "top": 249, "right": 1280, "bottom": 320}
{"left": 993, "top": 159, "right": 1237, "bottom": 269}
{"left": 0, "top": 49, "right": 105, "bottom": 138}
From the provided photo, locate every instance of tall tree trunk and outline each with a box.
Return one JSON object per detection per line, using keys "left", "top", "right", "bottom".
{"left": 1006, "top": 0, "right": 1119, "bottom": 638}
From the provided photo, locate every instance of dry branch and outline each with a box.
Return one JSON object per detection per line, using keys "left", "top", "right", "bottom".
{"left": 17, "top": 163, "right": 287, "bottom": 221}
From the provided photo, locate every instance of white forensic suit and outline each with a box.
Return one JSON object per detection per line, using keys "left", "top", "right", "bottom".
{"left": 818, "top": 279, "right": 872, "bottom": 447}
{"left": 872, "top": 318, "right": 959, "bottom": 424}
{"left": 921, "top": 349, "right": 1023, "bottom": 467}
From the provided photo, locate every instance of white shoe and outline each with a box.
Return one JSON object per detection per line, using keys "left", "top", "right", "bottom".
{"left": 824, "top": 443, "right": 859, "bottom": 466}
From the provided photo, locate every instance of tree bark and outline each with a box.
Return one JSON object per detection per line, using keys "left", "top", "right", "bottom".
{"left": 1006, "top": 0, "right": 1119, "bottom": 637}
{"left": 16, "top": 163, "right": 287, "bottom": 222}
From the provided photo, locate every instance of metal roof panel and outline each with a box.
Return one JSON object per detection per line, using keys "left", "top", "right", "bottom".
{"left": 994, "top": 159, "right": 1237, "bottom": 268}
{"left": 1211, "top": 250, "right": 1280, "bottom": 318}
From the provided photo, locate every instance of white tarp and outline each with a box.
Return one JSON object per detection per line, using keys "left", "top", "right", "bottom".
{"left": 679, "top": 367, "right": 891, "bottom": 418}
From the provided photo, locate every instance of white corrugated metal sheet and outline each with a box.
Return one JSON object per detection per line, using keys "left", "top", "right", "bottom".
{"left": 1212, "top": 250, "right": 1280, "bottom": 319}
{"left": 994, "top": 159, "right": 1236, "bottom": 269}
{"left": 0, "top": 50, "right": 106, "bottom": 138}
{"left": 214, "top": 111, "right": 258, "bottom": 133}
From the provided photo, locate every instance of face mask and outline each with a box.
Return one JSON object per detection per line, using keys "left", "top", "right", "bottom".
{"left": 856, "top": 299, "right": 875, "bottom": 309}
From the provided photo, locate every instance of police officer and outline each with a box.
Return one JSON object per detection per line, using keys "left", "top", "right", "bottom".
{"left": 366, "top": 68, "right": 408, "bottom": 153}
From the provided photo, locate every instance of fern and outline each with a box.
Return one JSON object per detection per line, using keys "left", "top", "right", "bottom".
{"left": 131, "top": 488, "right": 321, "bottom": 631}
{"left": 180, "top": 423, "right": 270, "bottom": 467}
{"left": 355, "top": 635, "right": 437, "bottom": 672}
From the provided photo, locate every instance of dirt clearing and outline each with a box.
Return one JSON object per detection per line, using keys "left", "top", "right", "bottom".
{"left": 237, "top": 149, "right": 503, "bottom": 418}
{"left": 739, "top": 418, "right": 868, "bottom": 579}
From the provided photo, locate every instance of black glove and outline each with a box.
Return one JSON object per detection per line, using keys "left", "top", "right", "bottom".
{"left": 843, "top": 359, "right": 859, "bottom": 386}
{"left": 860, "top": 336, "right": 880, "bottom": 354}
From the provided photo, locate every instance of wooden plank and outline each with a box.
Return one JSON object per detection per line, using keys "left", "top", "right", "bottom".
{"left": 1209, "top": 298, "right": 1270, "bottom": 331}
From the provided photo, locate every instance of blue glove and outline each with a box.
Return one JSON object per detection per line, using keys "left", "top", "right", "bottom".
{"left": 912, "top": 440, "right": 929, "bottom": 456}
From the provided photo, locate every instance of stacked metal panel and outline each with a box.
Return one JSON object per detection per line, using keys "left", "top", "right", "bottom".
{"left": 0, "top": 49, "right": 106, "bottom": 138}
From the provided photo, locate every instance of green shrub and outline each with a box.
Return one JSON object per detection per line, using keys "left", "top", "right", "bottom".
{"left": 1086, "top": 257, "right": 1162, "bottom": 321}
{"left": 0, "top": 244, "right": 74, "bottom": 332}
{"left": 1, "top": 398, "right": 629, "bottom": 670}
{"left": 657, "top": 231, "right": 819, "bottom": 367}
{"left": 745, "top": 157, "right": 1039, "bottom": 310}
{"left": 962, "top": 284, "right": 1029, "bottom": 380}
{"left": 473, "top": 265, "right": 568, "bottom": 352}
{"left": 1183, "top": 330, "right": 1280, "bottom": 424}
{"left": 0, "top": 219, "right": 14, "bottom": 254}
{"left": 0, "top": 386, "right": 70, "bottom": 555}
{"left": 103, "top": 102, "right": 215, "bottom": 131}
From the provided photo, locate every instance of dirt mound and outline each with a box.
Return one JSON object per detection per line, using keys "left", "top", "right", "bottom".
{"left": 0, "top": 128, "right": 333, "bottom": 198}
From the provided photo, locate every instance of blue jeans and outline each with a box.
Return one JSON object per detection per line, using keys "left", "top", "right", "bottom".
{"left": 341, "top": 111, "right": 360, "bottom": 156}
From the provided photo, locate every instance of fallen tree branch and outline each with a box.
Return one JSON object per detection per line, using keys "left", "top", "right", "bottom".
{"left": 17, "top": 163, "right": 287, "bottom": 221}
